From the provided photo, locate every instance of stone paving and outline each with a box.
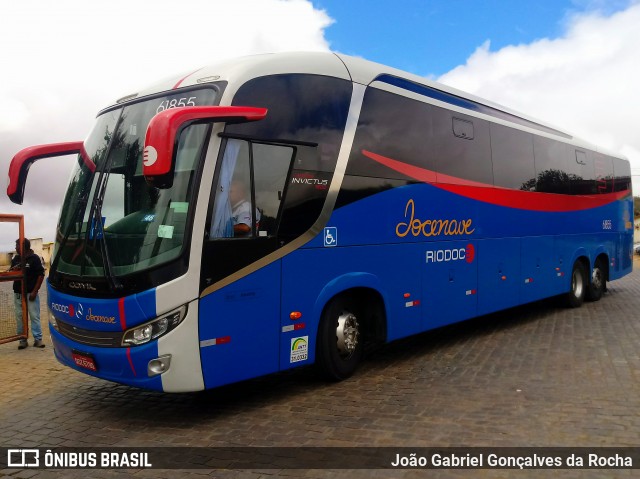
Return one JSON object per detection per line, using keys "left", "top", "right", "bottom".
{"left": 1, "top": 262, "right": 640, "bottom": 478}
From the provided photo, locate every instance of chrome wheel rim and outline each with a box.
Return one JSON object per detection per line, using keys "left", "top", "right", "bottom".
{"left": 591, "top": 267, "right": 603, "bottom": 291}
{"left": 336, "top": 311, "right": 359, "bottom": 358}
{"left": 573, "top": 268, "right": 584, "bottom": 298}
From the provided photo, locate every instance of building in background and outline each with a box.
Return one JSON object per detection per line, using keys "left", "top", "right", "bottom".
{"left": 0, "top": 238, "right": 52, "bottom": 271}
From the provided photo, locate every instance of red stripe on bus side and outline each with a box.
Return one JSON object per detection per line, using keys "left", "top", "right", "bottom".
{"left": 118, "top": 297, "right": 126, "bottom": 331}
{"left": 126, "top": 348, "right": 137, "bottom": 377}
{"left": 362, "top": 149, "right": 629, "bottom": 212}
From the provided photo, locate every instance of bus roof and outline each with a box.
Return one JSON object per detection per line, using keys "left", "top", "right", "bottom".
{"left": 109, "top": 51, "right": 624, "bottom": 160}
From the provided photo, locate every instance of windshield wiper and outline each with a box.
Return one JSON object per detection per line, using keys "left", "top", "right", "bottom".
{"left": 91, "top": 181, "right": 122, "bottom": 292}
{"left": 81, "top": 112, "right": 124, "bottom": 292}
{"left": 50, "top": 181, "right": 91, "bottom": 283}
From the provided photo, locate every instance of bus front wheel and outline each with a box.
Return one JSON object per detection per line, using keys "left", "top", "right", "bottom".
{"left": 316, "top": 296, "right": 363, "bottom": 381}
{"left": 565, "top": 261, "right": 587, "bottom": 308}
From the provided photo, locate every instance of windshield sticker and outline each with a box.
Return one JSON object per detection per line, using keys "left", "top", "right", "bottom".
{"left": 158, "top": 225, "right": 174, "bottom": 239}
{"left": 170, "top": 202, "right": 189, "bottom": 214}
{"left": 89, "top": 216, "right": 106, "bottom": 240}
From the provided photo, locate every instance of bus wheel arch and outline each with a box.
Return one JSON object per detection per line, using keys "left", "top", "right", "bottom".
{"left": 315, "top": 288, "right": 386, "bottom": 381}
{"left": 586, "top": 253, "right": 608, "bottom": 302}
{"left": 565, "top": 257, "right": 589, "bottom": 308}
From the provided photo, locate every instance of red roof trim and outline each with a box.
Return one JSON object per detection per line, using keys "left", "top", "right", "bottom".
{"left": 172, "top": 68, "right": 203, "bottom": 90}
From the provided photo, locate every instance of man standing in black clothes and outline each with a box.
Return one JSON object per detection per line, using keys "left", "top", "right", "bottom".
{"left": 11, "top": 238, "right": 45, "bottom": 349}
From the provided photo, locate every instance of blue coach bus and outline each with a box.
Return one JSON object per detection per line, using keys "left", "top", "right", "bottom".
{"left": 8, "top": 52, "right": 633, "bottom": 392}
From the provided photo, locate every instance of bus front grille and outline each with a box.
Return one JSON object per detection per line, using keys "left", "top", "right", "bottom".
{"left": 56, "top": 320, "right": 123, "bottom": 347}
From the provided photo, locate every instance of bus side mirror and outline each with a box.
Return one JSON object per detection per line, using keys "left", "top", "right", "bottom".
{"left": 143, "top": 106, "right": 268, "bottom": 188}
{"left": 7, "top": 142, "right": 94, "bottom": 205}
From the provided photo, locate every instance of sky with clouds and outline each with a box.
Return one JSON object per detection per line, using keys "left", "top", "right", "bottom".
{"left": 0, "top": 0, "right": 638, "bottom": 248}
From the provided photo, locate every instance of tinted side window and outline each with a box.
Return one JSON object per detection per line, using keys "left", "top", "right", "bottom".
{"left": 347, "top": 87, "right": 435, "bottom": 180}
{"left": 613, "top": 157, "right": 631, "bottom": 192}
{"left": 279, "top": 155, "right": 333, "bottom": 241}
{"left": 593, "top": 152, "right": 614, "bottom": 194}
{"left": 490, "top": 124, "right": 535, "bottom": 190}
{"left": 533, "top": 137, "right": 571, "bottom": 194}
{"left": 336, "top": 175, "right": 411, "bottom": 210}
{"left": 568, "top": 149, "right": 596, "bottom": 195}
{"left": 253, "top": 143, "right": 295, "bottom": 235}
{"left": 432, "top": 107, "right": 493, "bottom": 186}
{"left": 228, "top": 74, "right": 352, "bottom": 173}
{"left": 227, "top": 74, "right": 351, "bottom": 242}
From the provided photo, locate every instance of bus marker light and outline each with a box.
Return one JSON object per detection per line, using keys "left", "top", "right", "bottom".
{"left": 197, "top": 75, "right": 220, "bottom": 83}
{"left": 290, "top": 311, "right": 303, "bottom": 320}
{"left": 200, "top": 336, "right": 231, "bottom": 348}
{"left": 117, "top": 93, "right": 138, "bottom": 104}
{"left": 525, "top": 278, "right": 533, "bottom": 284}
{"left": 466, "top": 290, "right": 477, "bottom": 295}
{"left": 405, "top": 300, "right": 420, "bottom": 308}
{"left": 403, "top": 293, "right": 411, "bottom": 298}
{"left": 282, "top": 323, "right": 306, "bottom": 333}
{"left": 501, "top": 276, "right": 507, "bottom": 281}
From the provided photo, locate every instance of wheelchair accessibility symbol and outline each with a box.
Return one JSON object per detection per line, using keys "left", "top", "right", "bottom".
{"left": 324, "top": 227, "right": 337, "bottom": 247}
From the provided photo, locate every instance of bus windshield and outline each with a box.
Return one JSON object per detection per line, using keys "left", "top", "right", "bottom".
{"left": 53, "top": 88, "right": 217, "bottom": 281}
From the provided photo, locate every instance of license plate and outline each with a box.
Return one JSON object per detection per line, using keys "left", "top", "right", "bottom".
{"left": 71, "top": 351, "right": 97, "bottom": 372}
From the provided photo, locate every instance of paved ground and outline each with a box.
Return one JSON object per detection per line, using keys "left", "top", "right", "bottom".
{"left": 1, "top": 261, "right": 640, "bottom": 478}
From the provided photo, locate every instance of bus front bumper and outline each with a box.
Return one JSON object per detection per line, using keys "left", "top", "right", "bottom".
{"left": 49, "top": 325, "right": 164, "bottom": 391}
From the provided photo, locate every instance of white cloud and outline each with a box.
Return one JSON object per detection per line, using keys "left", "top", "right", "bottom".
{"left": 0, "top": 95, "right": 29, "bottom": 132}
{"left": 0, "top": 0, "right": 331, "bottom": 247}
{"left": 437, "top": 3, "right": 640, "bottom": 192}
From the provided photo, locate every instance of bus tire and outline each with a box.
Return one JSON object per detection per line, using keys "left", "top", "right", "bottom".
{"left": 586, "top": 258, "right": 606, "bottom": 302}
{"left": 565, "top": 261, "right": 587, "bottom": 308}
{"left": 316, "top": 295, "right": 363, "bottom": 381}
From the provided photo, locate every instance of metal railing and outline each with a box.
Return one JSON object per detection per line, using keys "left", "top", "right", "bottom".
{"left": 0, "top": 214, "right": 27, "bottom": 345}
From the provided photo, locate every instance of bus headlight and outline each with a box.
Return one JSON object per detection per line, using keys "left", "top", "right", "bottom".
{"left": 49, "top": 312, "right": 59, "bottom": 331}
{"left": 122, "top": 306, "right": 187, "bottom": 346}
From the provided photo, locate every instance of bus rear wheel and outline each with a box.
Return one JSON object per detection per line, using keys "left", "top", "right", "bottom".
{"left": 565, "top": 261, "right": 587, "bottom": 308}
{"left": 586, "top": 258, "right": 606, "bottom": 302}
{"left": 316, "top": 296, "right": 363, "bottom": 381}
